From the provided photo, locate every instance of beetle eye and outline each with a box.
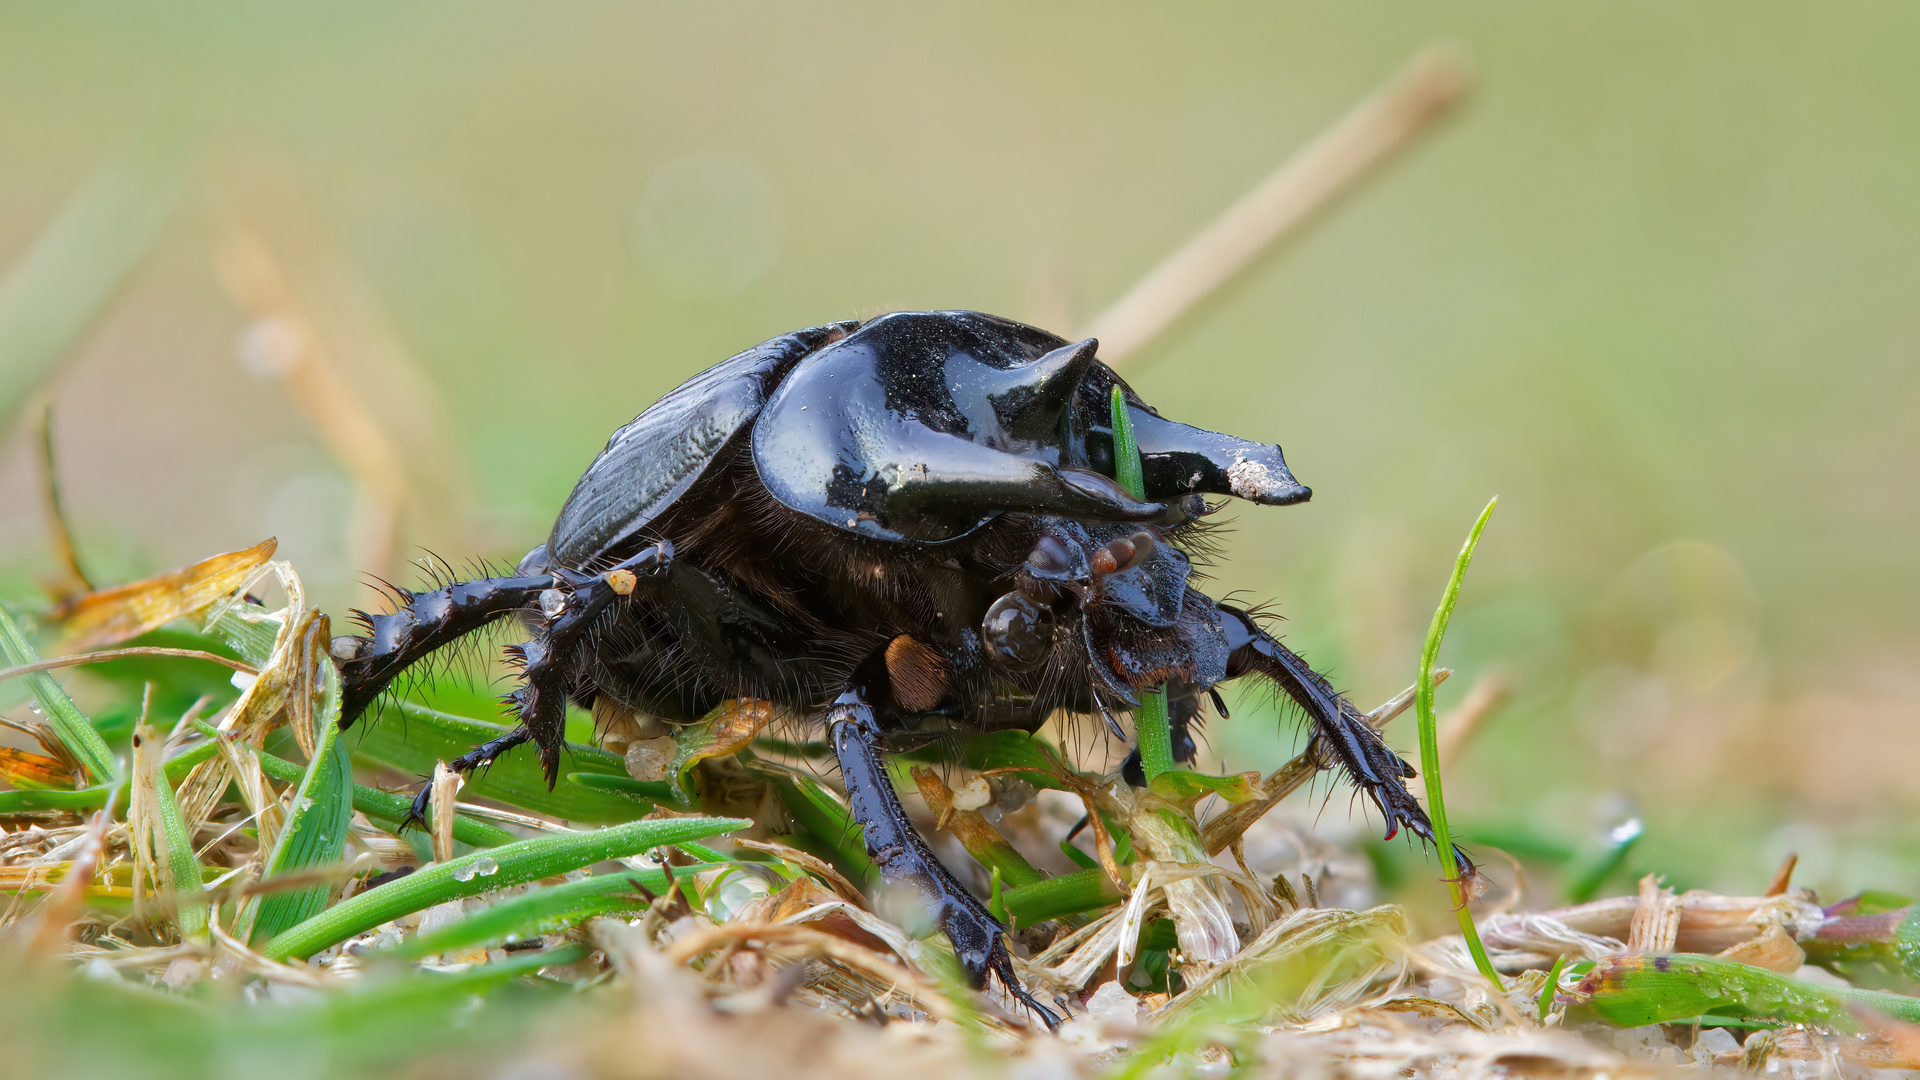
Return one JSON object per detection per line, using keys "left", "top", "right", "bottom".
{"left": 982, "top": 592, "right": 1054, "bottom": 670}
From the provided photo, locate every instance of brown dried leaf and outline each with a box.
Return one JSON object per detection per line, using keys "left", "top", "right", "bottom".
{"left": 47, "top": 538, "right": 277, "bottom": 653}
{"left": 1715, "top": 921, "right": 1806, "bottom": 974}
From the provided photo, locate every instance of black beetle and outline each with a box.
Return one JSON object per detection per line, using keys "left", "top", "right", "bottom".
{"left": 333, "top": 310, "right": 1441, "bottom": 1024}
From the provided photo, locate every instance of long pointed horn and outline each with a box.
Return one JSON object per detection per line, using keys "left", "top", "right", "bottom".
{"left": 1125, "top": 408, "right": 1313, "bottom": 506}
{"left": 982, "top": 338, "right": 1101, "bottom": 441}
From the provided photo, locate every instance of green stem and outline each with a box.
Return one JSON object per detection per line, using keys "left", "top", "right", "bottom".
{"left": 0, "top": 736, "right": 221, "bottom": 815}
{"left": 1110, "top": 384, "right": 1175, "bottom": 782}
{"left": 1540, "top": 953, "right": 1571, "bottom": 1022}
{"left": 1416, "top": 496, "right": 1501, "bottom": 987}
{"left": 1001, "top": 866, "right": 1126, "bottom": 925}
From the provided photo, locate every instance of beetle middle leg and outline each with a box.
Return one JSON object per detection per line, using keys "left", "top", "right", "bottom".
{"left": 829, "top": 641, "right": 1061, "bottom": 1030}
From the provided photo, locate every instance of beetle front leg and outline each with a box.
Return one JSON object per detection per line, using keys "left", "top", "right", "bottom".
{"left": 826, "top": 687, "right": 1060, "bottom": 1030}
{"left": 1219, "top": 605, "right": 1465, "bottom": 865}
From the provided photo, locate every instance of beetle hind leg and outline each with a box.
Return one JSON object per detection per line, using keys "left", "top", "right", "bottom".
{"left": 336, "top": 571, "right": 559, "bottom": 727}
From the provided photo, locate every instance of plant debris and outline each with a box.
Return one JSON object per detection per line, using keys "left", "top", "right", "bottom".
{"left": 2, "top": 545, "right": 1916, "bottom": 1079}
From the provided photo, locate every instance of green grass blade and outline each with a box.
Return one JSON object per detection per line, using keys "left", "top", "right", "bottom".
{"left": 1540, "top": 954, "right": 1571, "bottom": 1022}
{"left": 394, "top": 864, "right": 727, "bottom": 959}
{"left": 133, "top": 689, "right": 207, "bottom": 943}
{"left": 1569, "top": 953, "right": 1920, "bottom": 1027}
{"left": 316, "top": 945, "right": 587, "bottom": 1036}
{"left": 0, "top": 737, "right": 221, "bottom": 815}
{"left": 1416, "top": 496, "right": 1501, "bottom": 987}
{"left": 251, "top": 664, "right": 353, "bottom": 941}
{"left": 153, "top": 777, "right": 207, "bottom": 943}
{"left": 0, "top": 785, "right": 120, "bottom": 813}
{"left": 1565, "top": 818, "right": 1643, "bottom": 903}
{"left": 263, "top": 814, "right": 748, "bottom": 959}
{"left": 0, "top": 605, "right": 120, "bottom": 782}
{"left": 1802, "top": 902, "right": 1920, "bottom": 984}
{"left": 566, "top": 771, "right": 673, "bottom": 803}
{"left": 1001, "top": 867, "right": 1126, "bottom": 925}
{"left": 1109, "top": 384, "right": 1174, "bottom": 782}
{"left": 1108, "top": 384, "right": 1146, "bottom": 500}
{"left": 349, "top": 700, "right": 646, "bottom": 823}
{"left": 759, "top": 765, "right": 877, "bottom": 886}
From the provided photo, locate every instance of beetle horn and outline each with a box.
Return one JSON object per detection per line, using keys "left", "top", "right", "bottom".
{"left": 1124, "top": 407, "right": 1313, "bottom": 506}
{"left": 985, "top": 338, "right": 1101, "bottom": 441}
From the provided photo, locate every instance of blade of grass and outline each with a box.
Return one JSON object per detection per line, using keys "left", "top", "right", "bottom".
{"left": 1110, "top": 385, "right": 1174, "bottom": 783}
{"left": 750, "top": 757, "right": 877, "bottom": 887}
{"left": 46, "top": 539, "right": 278, "bottom": 653}
{"left": 351, "top": 700, "right": 646, "bottom": 823}
{"left": 0, "top": 606, "right": 118, "bottom": 782}
{"left": 1416, "top": 496, "right": 1501, "bottom": 987}
{"left": 130, "top": 688, "right": 207, "bottom": 943}
{"left": 150, "top": 750, "right": 207, "bottom": 943}
{"left": 1568, "top": 952, "right": 1920, "bottom": 1027}
{"left": 393, "top": 864, "right": 728, "bottom": 959}
{"left": 250, "top": 662, "right": 354, "bottom": 941}
{"left": 0, "top": 737, "right": 221, "bottom": 815}
{"left": 566, "top": 772, "right": 673, "bottom": 803}
{"left": 1803, "top": 903, "right": 1920, "bottom": 984}
{"left": 1566, "top": 817, "right": 1644, "bottom": 903}
{"left": 262, "top": 814, "right": 748, "bottom": 959}
{"left": 1540, "top": 953, "right": 1571, "bottom": 1022}
{"left": 1002, "top": 867, "right": 1126, "bottom": 925}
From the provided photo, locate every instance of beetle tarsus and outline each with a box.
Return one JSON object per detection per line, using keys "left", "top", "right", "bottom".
{"left": 400, "top": 725, "right": 535, "bottom": 832}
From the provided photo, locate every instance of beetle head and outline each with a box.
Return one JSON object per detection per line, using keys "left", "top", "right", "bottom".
{"left": 982, "top": 517, "right": 1228, "bottom": 707}
{"left": 751, "top": 310, "right": 1311, "bottom": 542}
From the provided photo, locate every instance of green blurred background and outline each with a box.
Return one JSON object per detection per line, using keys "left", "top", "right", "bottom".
{"left": 1, "top": 5, "right": 1915, "bottom": 901}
